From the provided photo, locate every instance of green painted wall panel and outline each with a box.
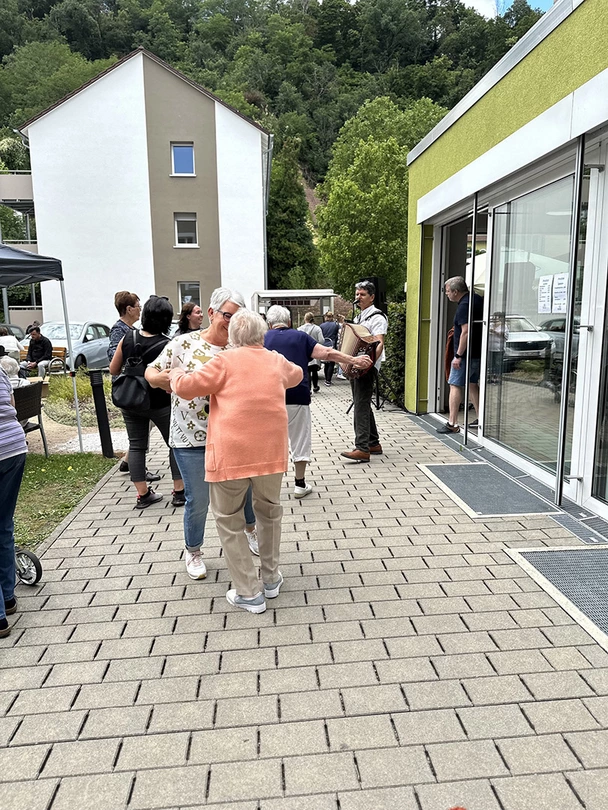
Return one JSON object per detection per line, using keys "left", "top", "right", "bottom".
{"left": 405, "top": 0, "right": 608, "bottom": 412}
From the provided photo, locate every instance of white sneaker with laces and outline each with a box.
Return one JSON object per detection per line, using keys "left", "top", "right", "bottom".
{"left": 225, "top": 590, "right": 266, "bottom": 613}
{"left": 294, "top": 483, "right": 313, "bottom": 499}
{"left": 245, "top": 527, "right": 259, "bottom": 556}
{"left": 185, "top": 548, "right": 207, "bottom": 580}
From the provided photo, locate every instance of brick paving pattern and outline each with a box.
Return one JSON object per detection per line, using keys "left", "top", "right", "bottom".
{"left": 1, "top": 381, "right": 606, "bottom": 809}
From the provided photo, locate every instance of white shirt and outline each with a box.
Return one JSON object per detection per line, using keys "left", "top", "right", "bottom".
{"left": 0, "top": 335, "right": 24, "bottom": 360}
{"left": 355, "top": 305, "right": 388, "bottom": 369}
{"left": 149, "top": 331, "right": 225, "bottom": 448}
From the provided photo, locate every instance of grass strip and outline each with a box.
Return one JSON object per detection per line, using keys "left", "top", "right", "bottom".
{"left": 15, "top": 453, "right": 116, "bottom": 550}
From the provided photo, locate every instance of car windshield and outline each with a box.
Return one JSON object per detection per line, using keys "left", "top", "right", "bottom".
{"left": 506, "top": 317, "right": 539, "bottom": 333}
{"left": 41, "top": 323, "right": 83, "bottom": 340}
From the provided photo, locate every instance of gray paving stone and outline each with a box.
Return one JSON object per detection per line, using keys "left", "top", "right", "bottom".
{"left": 9, "top": 685, "right": 78, "bottom": 716}
{"left": 284, "top": 751, "right": 358, "bottom": 794}
{"left": 215, "top": 694, "right": 278, "bottom": 727}
{"left": 103, "top": 656, "right": 165, "bottom": 682}
{"left": 42, "top": 737, "right": 120, "bottom": 776}
{"left": 428, "top": 739, "right": 509, "bottom": 781}
{"left": 129, "top": 764, "right": 208, "bottom": 809}
{"left": 338, "top": 786, "right": 418, "bottom": 810}
{"left": 356, "top": 745, "right": 434, "bottom": 787}
{"left": 208, "top": 758, "right": 283, "bottom": 802}
{"left": 416, "top": 779, "right": 502, "bottom": 810}
{"left": 341, "top": 683, "right": 406, "bottom": 715}
{"left": 327, "top": 714, "right": 397, "bottom": 750}
{"left": 565, "top": 730, "right": 608, "bottom": 768}
{"left": 0, "top": 744, "right": 49, "bottom": 780}
{"left": 487, "top": 649, "right": 553, "bottom": 675}
{"left": 463, "top": 674, "right": 534, "bottom": 705}
{"left": 11, "top": 709, "right": 87, "bottom": 745}
{"left": 80, "top": 705, "right": 151, "bottom": 739}
{"left": 0, "top": 778, "right": 59, "bottom": 810}
{"left": 279, "top": 689, "right": 343, "bottom": 722}
{"left": 45, "top": 660, "right": 108, "bottom": 687}
{"left": 497, "top": 733, "right": 581, "bottom": 774}
{"left": 491, "top": 773, "right": 582, "bottom": 810}
{"left": 117, "top": 731, "right": 189, "bottom": 770}
{"left": 392, "top": 707, "right": 465, "bottom": 744}
{"left": 567, "top": 768, "right": 608, "bottom": 810}
{"left": 136, "top": 675, "right": 199, "bottom": 705}
{"left": 522, "top": 670, "right": 595, "bottom": 700}
{"left": 403, "top": 679, "right": 471, "bottom": 710}
{"left": 148, "top": 699, "right": 215, "bottom": 734}
{"left": 73, "top": 680, "right": 139, "bottom": 709}
{"left": 190, "top": 725, "right": 258, "bottom": 762}
{"left": 523, "top": 699, "right": 600, "bottom": 734}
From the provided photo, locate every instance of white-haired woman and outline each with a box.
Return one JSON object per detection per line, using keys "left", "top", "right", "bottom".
{"left": 169, "top": 308, "right": 303, "bottom": 614}
{"left": 145, "top": 288, "right": 258, "bottom": 581}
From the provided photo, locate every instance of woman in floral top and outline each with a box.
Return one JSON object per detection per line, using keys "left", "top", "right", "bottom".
{"left": 145, "top": 287, "right": 257, "bottom": 580}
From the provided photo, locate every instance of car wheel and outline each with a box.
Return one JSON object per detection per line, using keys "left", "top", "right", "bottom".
{"left": 74, "top": 355, "right": 87, "bottom": 369}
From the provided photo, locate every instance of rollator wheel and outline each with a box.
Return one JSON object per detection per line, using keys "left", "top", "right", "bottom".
{"left": 15, "top": 549, "right": 43, "bottom": 586}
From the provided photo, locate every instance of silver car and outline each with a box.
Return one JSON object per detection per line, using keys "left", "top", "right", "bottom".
{"left": 25, "top": 321, "right": 111, "bottom": 370}
{"left": 503, "top": 316, "right": 554, "bottom": 370}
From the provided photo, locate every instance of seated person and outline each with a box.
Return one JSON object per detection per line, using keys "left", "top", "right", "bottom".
{"left": 0, "top": 357, "right": 30, "bottom": 389}
{"left": 19, "top": 327, "right": 52, "bottom": 379}
{"left": 0, "top": 327, "right": 25, "bottom": 361}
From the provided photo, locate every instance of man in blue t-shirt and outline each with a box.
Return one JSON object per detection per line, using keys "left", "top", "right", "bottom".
{"left": 438, "top": 276, "right": 484, "bottom": 434}
{"left": 265, "top": 305, "right": 372, "bottom": 498}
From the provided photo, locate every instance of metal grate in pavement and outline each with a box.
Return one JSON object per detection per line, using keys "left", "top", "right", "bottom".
{"left": 512, "top": 547, "right": 608, "bottom": 646}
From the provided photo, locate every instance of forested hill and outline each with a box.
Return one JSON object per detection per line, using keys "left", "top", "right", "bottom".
{"left": 0, "top": 0, "right": 543, "bottom": 181}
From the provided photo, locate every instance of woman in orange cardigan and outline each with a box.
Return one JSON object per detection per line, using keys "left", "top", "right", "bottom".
{"left": 169, "top": 308, "right": 303, "bottom": 614}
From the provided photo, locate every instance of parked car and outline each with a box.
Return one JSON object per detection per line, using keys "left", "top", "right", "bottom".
{"left": 23, "top": 321, "right": 111, "bottom": 370}
{"left": 538, "top": 315, "right": 580, "bottom": 362}
{"left": 0, "top": 323, "right": 26, "bottom": 341}
{"left": 503, "top": 315, "right": 554, "bottom": 370}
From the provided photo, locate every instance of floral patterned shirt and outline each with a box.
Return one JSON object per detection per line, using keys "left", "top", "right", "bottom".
{"left": 149, "top": 331, "right": 224, "bottom": 448}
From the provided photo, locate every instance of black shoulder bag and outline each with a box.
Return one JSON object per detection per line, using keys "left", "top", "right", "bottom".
{"left": 111, "top": 330, "right": 151, "bottom": 411}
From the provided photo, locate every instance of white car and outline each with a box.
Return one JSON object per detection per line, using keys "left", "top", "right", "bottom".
{"left": 503, "top": 316, "right": 554, "bottom": 370}
{"left": 24, "top": 321, "right": 111, "bottom": 370}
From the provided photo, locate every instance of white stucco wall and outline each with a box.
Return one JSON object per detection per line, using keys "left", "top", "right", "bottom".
{"left": 27, "top": 54, "right": 155, "bottom": 328}
{"left": 214, "top": 104, "right": 265, "bottom": 305}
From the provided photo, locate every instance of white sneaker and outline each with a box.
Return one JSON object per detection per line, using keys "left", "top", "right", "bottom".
{"left": 245, "top": 527, "right": 259, "bottom": 556}
{"left": 264, "top": 572, "right": 284, "bottom": 599}
{"left": 294, "top": 483, "right": 313, "bottom": 499}
{"left": 185, "top": 548, "right": 207, "bottom": 580}
{"left": 225, "top": 590, "right": 266, "bottom": 613}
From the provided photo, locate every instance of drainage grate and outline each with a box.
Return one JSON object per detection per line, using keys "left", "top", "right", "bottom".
{"left": 551, "top": 514, "right": 608, "bottom": 545}
{"left": 519, "top": 548, "right": 608, "bottom": 637}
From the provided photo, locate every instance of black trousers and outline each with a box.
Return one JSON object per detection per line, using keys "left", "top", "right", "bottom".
{"left": 308, "top": 366, "right": 319, "bottom": 391}
{"left": 121, "top": 405, "right": 180, "bottom": 483}
{"left": 324, "top": 362, "right": 335, "bottom": 383}
{"left": 350, "top": 370, "right": 379, "bottom": 452}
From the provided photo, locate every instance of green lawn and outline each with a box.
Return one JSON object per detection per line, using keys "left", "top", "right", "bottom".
{"left": 14, "top": 453, "right": 116, "bottom": 550}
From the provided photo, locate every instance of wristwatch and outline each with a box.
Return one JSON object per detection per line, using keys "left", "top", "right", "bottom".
{"left": 454, "top": 353, "right": 462, "bottom": 359}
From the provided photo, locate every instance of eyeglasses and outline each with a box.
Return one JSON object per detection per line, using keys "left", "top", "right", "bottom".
{"left": 216, "top": 310, "right": 233, "bottom": 322}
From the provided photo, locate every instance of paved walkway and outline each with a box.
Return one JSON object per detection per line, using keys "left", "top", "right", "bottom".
{"left": 2, "top": 380, "right": 607, "bottom": 810}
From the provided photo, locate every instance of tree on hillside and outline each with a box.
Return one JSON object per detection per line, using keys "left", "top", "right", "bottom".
{"left": 266, "top": 138, "right": 319, "bottom": 289}
{"left": 317, "top": 95, "right": 446, "bottom": 300}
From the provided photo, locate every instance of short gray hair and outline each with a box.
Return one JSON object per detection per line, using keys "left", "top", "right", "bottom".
{"left": 209, "top": 287, "right": 246, "bottom": 312}
{"left": 228, "top": 308, "right": 268, "bottom": 347}
{"left": 445, "top": 276, "right": 468, "bottom": 293}
{"left": 0, "top": 356, "right": 19, "bottom": 376}
{"left": 266, "top": 305, "right": 291, "bottom": 327}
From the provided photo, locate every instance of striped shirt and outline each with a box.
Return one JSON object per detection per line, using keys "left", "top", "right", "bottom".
{"left": 0, "top": 368, "right": 27, "bottom": 462}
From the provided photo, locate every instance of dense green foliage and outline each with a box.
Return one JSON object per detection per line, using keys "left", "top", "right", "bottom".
{"left": 381, "top": 300, "right": 406, "bottom": 407}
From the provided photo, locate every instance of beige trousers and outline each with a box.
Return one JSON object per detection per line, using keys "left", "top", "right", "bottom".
{"left": 209, "top": 473, "right": 283, "bottom": 598}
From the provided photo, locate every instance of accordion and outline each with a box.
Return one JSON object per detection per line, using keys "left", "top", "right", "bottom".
{"left": 336, "top": 322, "right": 380, "bottom": 379}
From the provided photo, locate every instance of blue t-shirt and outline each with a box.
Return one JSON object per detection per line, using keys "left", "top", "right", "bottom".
{"left": 453, "top": 293, "right": 484, "bottom": 360}
{"left": 264, "top": 327, "right": 317, "bottom": 405}
{"left": 320, "top": 321, "right": 339, "bottom": 348}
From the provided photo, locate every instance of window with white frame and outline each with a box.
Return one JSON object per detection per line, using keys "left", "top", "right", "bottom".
{"left": 178, "top": 282, "right": 201, "bottom": 308}
{"left": 171, "top": 143, "right": 195, "bottom": 175}
{"left": 174, "top": 213, "right": 198, "bottom": 246}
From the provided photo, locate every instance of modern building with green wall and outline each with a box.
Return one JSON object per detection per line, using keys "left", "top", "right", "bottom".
{"left": 405, "top": 0, "right": 608, "bottom": 516}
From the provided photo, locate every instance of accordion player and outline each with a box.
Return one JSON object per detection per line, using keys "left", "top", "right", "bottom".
{"left": 336, "top": 322, "right": 380, "bottom": 379}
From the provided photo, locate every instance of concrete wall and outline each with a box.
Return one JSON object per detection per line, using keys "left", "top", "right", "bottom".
{"left": 27, "top": 54, "right": 155, "bottom": 328}
{"left": 214, "top": 104, "right": 266, "bottom": 306}
{"left": 405, "top": 0, "right": 608, "bottom": 411}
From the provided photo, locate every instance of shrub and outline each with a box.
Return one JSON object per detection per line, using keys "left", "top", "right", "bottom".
{"left": 381, "top": 301, "right": 406, "bottom": 408}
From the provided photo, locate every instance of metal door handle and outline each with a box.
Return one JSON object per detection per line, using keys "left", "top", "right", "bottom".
{"left": 578, "top": 325, "right": 594, "bottom": 331}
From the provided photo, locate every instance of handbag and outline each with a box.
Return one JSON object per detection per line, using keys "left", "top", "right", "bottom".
{"left": 111, "top": 331, "right": 151, "bottom": 410}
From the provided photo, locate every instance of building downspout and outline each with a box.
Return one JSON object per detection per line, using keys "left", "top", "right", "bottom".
{"left": 262, "top": 134, "right": 274, "bottom": 290}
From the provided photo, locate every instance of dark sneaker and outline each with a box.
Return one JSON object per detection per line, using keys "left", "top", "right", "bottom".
{"left": 171, "top": 489, "right": 186, "bottom": 507}
{"left": 436, "top": 423, "right": 460, "bottom": 434}
{"left": 135, "top": 488, "right": 163, "bottom": 509}
{"left": 0, "top": 618, "right": 10, "bottom": 638}
{"left": 119, "top": 460, "right": 129, "bottom": 473}
{"left": 146, "top": 470, "right": 161, "bottom": 482}
{"left": 5, "top": 597, "right": 17, "bottom": 615}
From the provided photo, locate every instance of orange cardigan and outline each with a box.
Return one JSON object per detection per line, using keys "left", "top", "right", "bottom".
{"left": 170, "top": 345, "right": 303, "bottom": 482}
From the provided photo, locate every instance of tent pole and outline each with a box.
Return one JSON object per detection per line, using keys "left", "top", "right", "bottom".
{"left": 59, "top": 279, "right": 84, "bottom": 453}
{"left": 2, "top": 287, "right": 8, "bottom": 323}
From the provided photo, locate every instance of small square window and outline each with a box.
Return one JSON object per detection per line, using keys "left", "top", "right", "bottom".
{"left": 178, "top": 282, "right": 201, "bottom": 308}
{"left": 175, "top": 213, "right": 198, "bottom": 246}
{"left": 172, "top": 143, "right": 195, "bottom": 175}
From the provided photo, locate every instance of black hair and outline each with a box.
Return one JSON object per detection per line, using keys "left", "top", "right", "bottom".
{"left": 141, "top": 295, "right": 173, "bottom": 335}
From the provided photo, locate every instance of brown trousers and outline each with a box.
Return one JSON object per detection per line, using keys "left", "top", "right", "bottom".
{"left": 209, "top": 473, "right": 283, "bottom": 598}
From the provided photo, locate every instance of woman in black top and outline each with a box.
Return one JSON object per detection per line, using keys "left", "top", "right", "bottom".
{"left": 176, "top": 302, "right": 204, "bottom": 335}
{"left": 110, "top": 296, "right": 185, "bottom": 509}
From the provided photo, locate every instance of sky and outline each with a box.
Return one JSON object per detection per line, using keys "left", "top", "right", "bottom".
{"left": 464, "top": 0, "right": 555, "bottom": 17}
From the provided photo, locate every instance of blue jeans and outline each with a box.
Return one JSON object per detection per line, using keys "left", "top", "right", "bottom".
{"left": 0, "top": 453, "right": 26, "bottom": 620}
{"left": 173, "top": 446, "right": 255, "bottom": 550}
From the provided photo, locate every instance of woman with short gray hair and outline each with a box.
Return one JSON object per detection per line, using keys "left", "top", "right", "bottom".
{"left": 169, "top": 308, "right": 303, "bottom": 614}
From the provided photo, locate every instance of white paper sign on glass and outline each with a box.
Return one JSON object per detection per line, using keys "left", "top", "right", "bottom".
{"left": 538, "top": 275, "right": 553, "bottom": 314}
{"left": 552, "top": 273, "right": 569, "bottom": 314}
